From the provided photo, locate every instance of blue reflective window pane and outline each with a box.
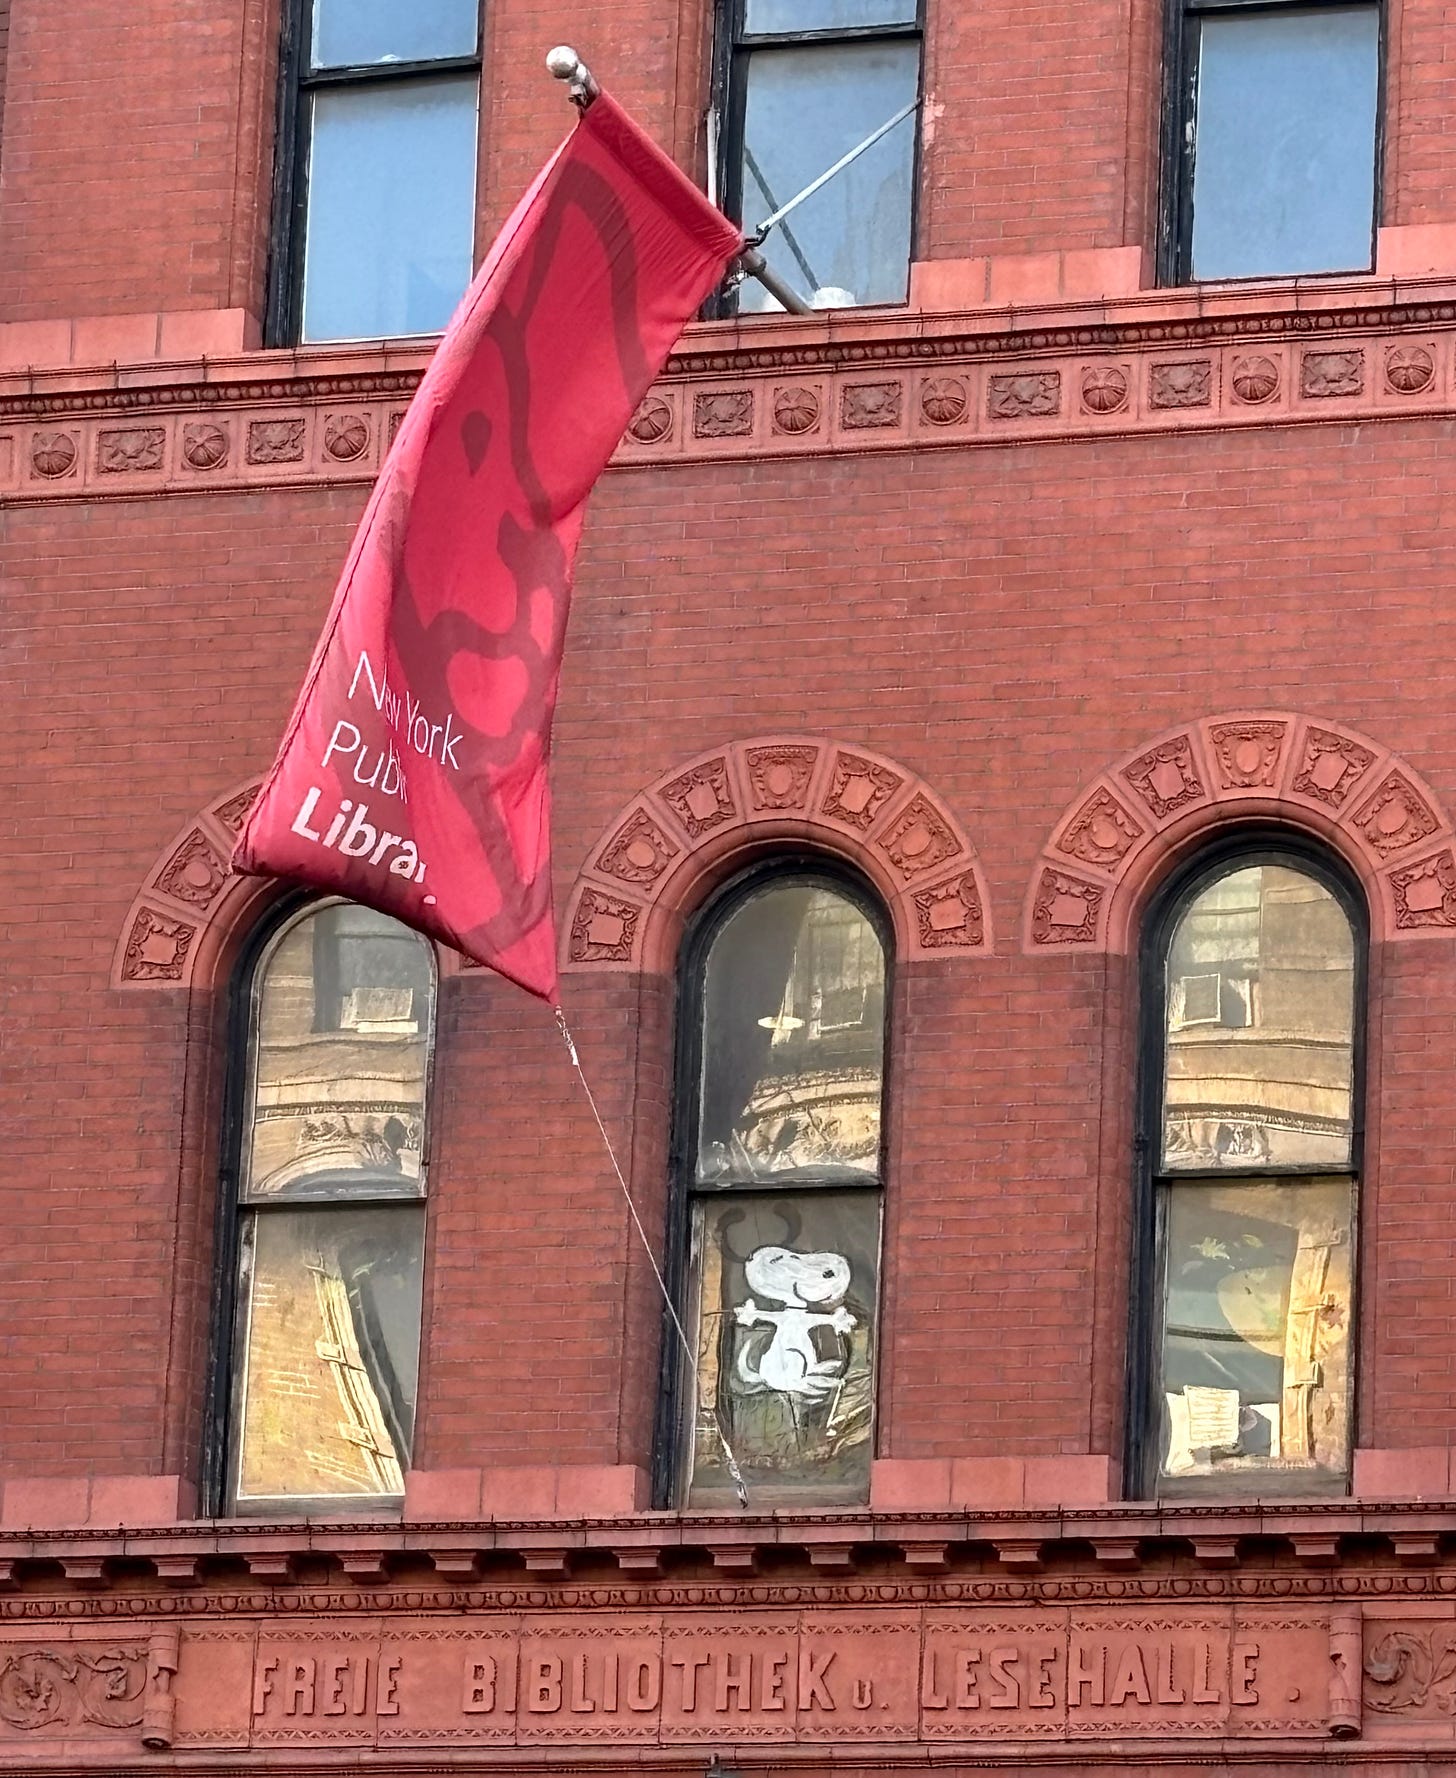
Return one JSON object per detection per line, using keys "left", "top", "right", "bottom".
{"left": 737, "top": 41, "right": 918, "bottom": 310}
{"left": 301, "top": 77, "right": 476, "bottom": 342}
{"left": 312, "top": 0, "right": 478, "bottom": 69}
{"left": 744, "top": 0, "right": 915, "bottom": 35}
{"left": 1190, "top": 6, "right": 1378, "bottom": 281}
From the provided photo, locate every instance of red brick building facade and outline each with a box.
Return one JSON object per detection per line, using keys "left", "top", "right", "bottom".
{"left": 6, "top": 0, "right": 1456, "bottom": 1769}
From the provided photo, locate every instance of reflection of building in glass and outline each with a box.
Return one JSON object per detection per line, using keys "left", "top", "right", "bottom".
{"left": 1163, "top": 867, "right": 1354, "bottom": 1170}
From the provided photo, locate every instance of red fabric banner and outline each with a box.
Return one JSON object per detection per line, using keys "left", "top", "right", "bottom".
{"left": 234, "top": 95, "right": 741, "bottom": 999}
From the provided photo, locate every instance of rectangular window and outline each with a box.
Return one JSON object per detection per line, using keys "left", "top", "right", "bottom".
{"left": 720, "top": 0, "right": 921, "bottom": 313}
{"left": 269, "top": 0, "right": 481, "bottom": 345}
{"left": 1163, "top": 0, "right": 1380, "bottom": 284}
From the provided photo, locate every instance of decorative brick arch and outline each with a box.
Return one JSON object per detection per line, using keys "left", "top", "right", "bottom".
{"left": 1023, "top": 713, "right": 1456, "bottom": 953}
{"left": 111, "top": 778, "right": 274, "bottom": 988}
{"left": 561, "top": 738, "right": 992, "bottom": 974}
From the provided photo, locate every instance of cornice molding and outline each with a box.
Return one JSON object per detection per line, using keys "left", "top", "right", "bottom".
{"left": 6, "top": 280, "right": 1456, "bottom": 501}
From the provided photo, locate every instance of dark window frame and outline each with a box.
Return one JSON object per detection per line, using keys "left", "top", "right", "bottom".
{"left": 652, "top": 855, "right": 894, "bottom": 1508}
{"left": 264, "top": 0, "right": 483, "bottom": 347}
{"left": 1156, "top": 0, "right": 1386, "bottom": 287}
{"left": 1125, "top": 827, "right": 1368, "bottom": 1499}
{"left": 202, "top": 892, "right": 438, "bottom": 1518}
{"left": 711, "top": 0, "right": 926, "bottom": 317}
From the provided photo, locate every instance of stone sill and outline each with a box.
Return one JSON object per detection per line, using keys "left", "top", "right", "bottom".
{"left": 5, "top": 223, "right": 1456, "bottom": 396}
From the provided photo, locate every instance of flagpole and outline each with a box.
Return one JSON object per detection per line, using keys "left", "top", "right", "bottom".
{"left": 546, "top": 46, "right": 815, "bottom": 317}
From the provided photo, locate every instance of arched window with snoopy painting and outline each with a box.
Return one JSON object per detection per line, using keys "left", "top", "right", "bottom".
{"left": 210, "top": 896, "right": 436, "bottom": 1515}
{"left": 661, "top": 861, "right": 889, "bottom": 1508}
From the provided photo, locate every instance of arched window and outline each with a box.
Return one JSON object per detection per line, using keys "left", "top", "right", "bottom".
{"left": 214, "top": 898, "right": 436, "bottom": 1515}
{"left": 663, "top": 864, "right": 889, "bottom": 1508}
{"left": 1135, "top": 841, "right": 1363, "bottom": 1497}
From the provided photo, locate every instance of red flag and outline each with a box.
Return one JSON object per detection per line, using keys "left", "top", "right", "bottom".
{"left": 234, "top": 94, "right": 741, "bottom": 999}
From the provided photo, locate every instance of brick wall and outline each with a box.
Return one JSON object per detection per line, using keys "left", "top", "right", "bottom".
{"left": 6, "top": 415, "right": 1456, "bottom": 1482}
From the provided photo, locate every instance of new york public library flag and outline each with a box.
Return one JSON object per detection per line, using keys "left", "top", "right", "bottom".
{"left": 235, "top": 86, "right": 742, "bottom": 1000}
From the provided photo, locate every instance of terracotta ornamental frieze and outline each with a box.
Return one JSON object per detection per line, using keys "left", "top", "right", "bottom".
{"left": 0, "top": 1603, "right": 1394, "bottom": 1756}
{"left": 10, "top": 289, "right": 1456, "bottom": 498}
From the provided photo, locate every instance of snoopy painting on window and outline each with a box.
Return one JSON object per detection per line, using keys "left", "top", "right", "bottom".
{"left": 733, "top": 1245, "right": 855, "bottom": 1399}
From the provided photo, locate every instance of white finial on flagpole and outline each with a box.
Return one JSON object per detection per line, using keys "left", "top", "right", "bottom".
{"left": 546, "top": 45, "right": 600, "bottom": 109}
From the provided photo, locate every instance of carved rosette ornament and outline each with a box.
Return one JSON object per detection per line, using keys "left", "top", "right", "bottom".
{"left": 771, "top": 387, "right": 820, "bottom": 436}
{"left": 1385, "top": 344, "right": 1435, "bottom": 395}
{"left": 30, "top": 431, "right": 78, "bottom": 478}
{"left": 1230, "top": 355, "right": 1280, "bottom": 405}
{"left": 876, "top": 793, "right": 961, "bottom": 882}
{"left": 1080, "top": 366, "right": 1129, "bottom": 415}
{"left": 627, "top": 395, "right": 673, "bottom": 445}
{"left": 323, "top": 412, "right": 370, "bottom": 462}
{"left": 181, "top": 422, "right": 229, "bottom": 471}
{"left": 153, "top": 829, "right": 230, "bottom": 910}
{"left": 919, "top": 376, "right": 968, "bottom": 426}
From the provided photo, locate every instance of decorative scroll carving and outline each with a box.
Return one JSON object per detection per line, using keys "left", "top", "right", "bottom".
{"left": 1056, "top": 787, "right": 1144, "bottom": 870}
{"left": 594, "top": 809, "right": 680, "bottom": 888}
{"left": 97, "top": 427, "right": 164, "bottom": 473}
{"left": 876, "top": 793, "right": 962, "bottom": 881}
{"left": 0, "top": 1646, "right": 146, "bottom": 1731}
{"left": 568, "top": 888, "right": 641, "bottom": 963}
{"left": 1389, "top": 848, "right": 1456, "bottom": 930}
{"left": 152, "top": 828, "right": 230, "bottom": 910}
{"left": 1208, "top": 720, "right": 1287, "bottom": 790}
{"left": 120, "top": 908, "right": 197, "bottom": 982}
{"left": 1365, "top": 1627, "right": 1456, "bottom": 1713}
{"left": 820, "top": 752, "right": 902, "bottom": 830}
{"left": 1149, "top": 361, "right": 1211, "bottom": 409}
{"left": 659, "top": 757, "right": 737, "bottom": 838}
{"left": 693, "top": 392, "right": 753, "bottom": 438}
{"left": 247, "top": 418, "right": 306, "bottom": 463}
{"left": 1292, "top": 727, "right": 1376, "bottom": 808}
{"left": 744, "top": 743, "right": 817, "bottom": 810}
{"left": 1301, "top": 350, "right": 1364, "bottom": 398}
{"left": 912, "top": 871, "right": 983, "bottom": 948}
{"left": 1031, "top": 868, "right": 1103, "bottom": 944}
{"left": 841, "top": 382, "right": 902, "bottom": 429}
{"left": 988, "top": 372, "right": 1060, "bottom": 419}
{"left": 1120, "top": 736, "right": 1205, "bottom": 819}
{"left": 1351, "top": 769, "right": 1440, "bottom": 857}
{"left": 211, "top": 785, "right": 260, "bottom": 834}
